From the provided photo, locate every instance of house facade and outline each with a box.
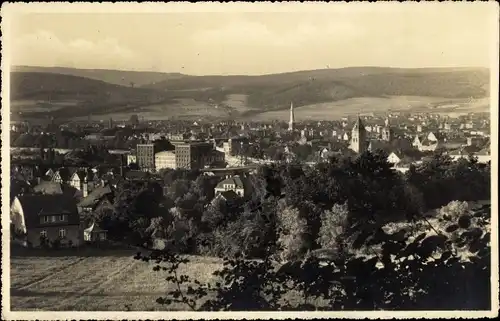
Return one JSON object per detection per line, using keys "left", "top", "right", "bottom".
{"left": 69, "top": 170, "right": 98, "bottom": 198}
{"left": 11, "top": 194, "right": 83, "bottom": 247}
{"left": 214, "top": 175, "right": 247, "bottom": 197}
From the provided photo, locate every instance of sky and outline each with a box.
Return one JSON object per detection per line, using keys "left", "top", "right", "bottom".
{"left": 6, "top": 3, "right": 498, "bottom": 75}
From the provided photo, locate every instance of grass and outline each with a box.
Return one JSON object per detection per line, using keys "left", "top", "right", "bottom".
{"left": 10, "top": 250, "right": 223, "bottom": 311}
{"left": 247, "top": 96, "right": 478, "bottom": 122}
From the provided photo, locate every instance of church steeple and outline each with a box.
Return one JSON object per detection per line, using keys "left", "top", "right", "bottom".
{"left": 382, "top": 116, "right": 392, "bottom": 142}
{"left": 350, "top": 115, "right": 367, "bottom": 154}
{"left": 288, "top": 102, "right": 295, "bottom": 131}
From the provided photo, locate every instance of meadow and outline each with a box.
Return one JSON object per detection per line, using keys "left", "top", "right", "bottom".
{"left": 248, "top": 96, "right": 485, "bottom": 122}
{"left": 10, "top": 251, "right": 223, "bottom": 311}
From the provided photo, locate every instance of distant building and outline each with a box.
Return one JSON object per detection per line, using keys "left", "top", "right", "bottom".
{"left": 136, "top": 143, "right": 156, "bottom": 172}
{"left": 155, "top": 151, "right": 177, "bottom": 170}
{"left": 174, "top": 141, "right": 215, "bottom": 170}
{"left": 214, "top": 175, "right": 247, "bottom": 197}
{"left": 69, "top": 170, "right": 98, "bottom": 198}
{"left": 224, "top": 136, "right": 249, "bottom": 156}
{"left": 127, "top": 154, "right": 137, "bottom": 166}
{"left": 288, "top": 102, "right": 295, "bottom": 131}
{"left": 381, "top": 118, "right": 393, "bottom": 142}
{"left": 349, "top": 116, "right": 368, "bottom": 154}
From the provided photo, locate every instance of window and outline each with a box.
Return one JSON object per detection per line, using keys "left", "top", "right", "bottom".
{"left": 59, "top": 229, "right": 67, "bottom": 238}
{"left": 40, "top": 230, "right": 47, "bottom": 238}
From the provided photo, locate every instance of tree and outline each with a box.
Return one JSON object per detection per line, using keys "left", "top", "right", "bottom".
{"left": 276, "top": 205, "right": 308, "bottom": 262}
{"left": 317, "top": 202, "right": 349, "bottom": 254}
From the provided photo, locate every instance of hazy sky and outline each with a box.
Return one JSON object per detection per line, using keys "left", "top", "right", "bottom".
{"left": 6, "top": 3, "right": 498, "bottom": 75}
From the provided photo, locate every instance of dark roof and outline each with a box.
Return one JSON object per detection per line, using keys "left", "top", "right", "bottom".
{"left": 352, "top": 117, "right": 365, "bottom": 131}
{"left": 17, "top": 194, "right": 80, "bottom": 229}
{"left": 55, "top": 167, "right": 77, "bottom": 182}
{"left": 77, "top": 185, "right": 113, "bottom": 208}
{"left": 33, "top": 181, "right": 63, "bottom": 195}
{"left": 33, "top": 181, "right": 81, "bottom": 198}
{"left": 390, "top": 138, "right": 413, "bottom": 151}
{"left": 219, "top": 190, "right": 241, "bottom": 202}
{"left": 12, "top": 133, "right": 35, "bottom": 147}
{"left": 368, "top": 140, "right": 392, "bottom": 153}
{"left": 125, "top": 170, "right": 150, "bottom": 180}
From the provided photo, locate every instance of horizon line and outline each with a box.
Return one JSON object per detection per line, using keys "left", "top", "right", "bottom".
{"left": 11, "top": 64, "right": 491, "bottom": 78}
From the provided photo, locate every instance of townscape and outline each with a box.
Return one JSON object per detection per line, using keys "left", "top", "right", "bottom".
{"left": 4, "top": 3, "right": 495, "bottom": 316}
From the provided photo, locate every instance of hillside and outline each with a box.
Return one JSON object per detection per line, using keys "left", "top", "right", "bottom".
{"left": 144, "top": 67, "right": 490, "bottom": 111}
{"left": 10, "top": 67, "right": 490, "bottom": 121}
{"left": 10, "top": 71, "right": 175, "bottom": 119}
{"left": 12, "top": 66, "right": 186, "bottom": 87}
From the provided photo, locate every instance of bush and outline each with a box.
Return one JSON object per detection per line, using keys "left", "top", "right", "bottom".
{"left": 276, "top": 206, "right": 308, "bottom": 262}
{"left": 439, "top": 200, "right": 469, "bottom": 222}
{"left": 317, "top": 203, "right": 349, "bottom": 254}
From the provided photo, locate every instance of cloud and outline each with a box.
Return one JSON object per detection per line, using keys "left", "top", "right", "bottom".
{"left": 12, "top": 30, "right": 137, "bottom": 69}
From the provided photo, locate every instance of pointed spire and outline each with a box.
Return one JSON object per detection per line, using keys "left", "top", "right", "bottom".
{"left": 288, "top": 101, "right": 295, "bottom": 131}
{"left": 353, "top": 114, "right": 365, "bottom": 131}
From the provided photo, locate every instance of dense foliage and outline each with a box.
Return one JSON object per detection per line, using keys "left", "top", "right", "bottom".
{"left": 131, "top": 149, "right": 491, "bottom": 311}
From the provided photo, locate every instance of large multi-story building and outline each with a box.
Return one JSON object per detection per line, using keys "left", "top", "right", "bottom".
{"left": 155, "top": 151, "right": 177, "bottom": 170}
{"left": 175, "top": 142, "right": 223, "bottom": 169}
{"left": 136, "top": 143, "right": 156, "bottom": 172}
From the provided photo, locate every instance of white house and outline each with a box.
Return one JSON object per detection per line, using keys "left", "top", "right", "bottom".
{"left": 214, "top": 175, "right": 247, "bottom": 197}
{"left": 45, "top": 168, "right": 55, "bottom": 179}
{"left": 449, "top": 147, "right": 491, "bottom": 164}
{"left": 69, "top": 170, "right": 97, "bottom": 198}
{"left": 51, "top": 170, "right": 63, "bottom": 184}
{"left": 127, "top": 154, "right": 137, "bottom": 165}
{"left": 387, "top": 152, "right": 402, "bottom": 165}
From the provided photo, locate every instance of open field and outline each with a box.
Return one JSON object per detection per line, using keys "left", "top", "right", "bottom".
{"left": 10, "top": 100, "right": 81, "bottom": 113}
{"left": 47, "top": 95, "right": 489, "bottom": 123}
{"left": 10, "top": 250, "right": 223, "bottom": 311}
{"left": 247, "top": 96, "right": 484, "bottom": 122}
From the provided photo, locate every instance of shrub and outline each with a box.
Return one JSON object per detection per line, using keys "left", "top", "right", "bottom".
{"left": 276, "top": 206, "right": 308, "bottom": 262}
{"left": 438, "top": 200, "right": 469, "bottom": 222}
{"left": 317, "top": 202, "right": 349, "bottom": 253}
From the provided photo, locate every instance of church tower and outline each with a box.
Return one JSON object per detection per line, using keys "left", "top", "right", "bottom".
{"left": 381, "top": 117, "right": 392, "bottom": 142}
{"left": 350, "top": 116, "right": 367, "bottom": 154}
{"left": 288, "top": 102, "right": 295, "bottom": 131}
